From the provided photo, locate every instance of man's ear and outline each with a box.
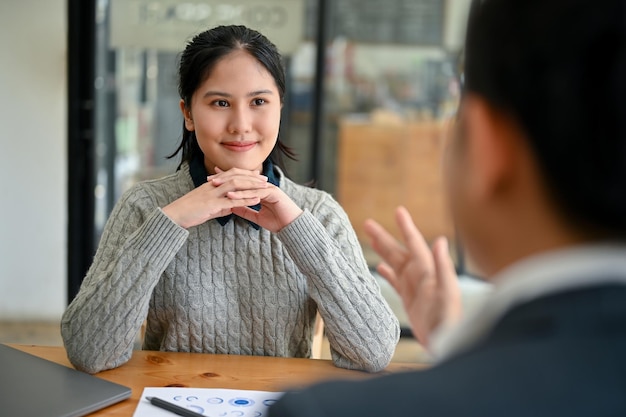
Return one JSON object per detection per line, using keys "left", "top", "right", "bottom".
{"left": 179, "top": 99, "right": 194, "bottom": 131}
{"left": 463, "top": 94, "right": 520, "bottom": 202}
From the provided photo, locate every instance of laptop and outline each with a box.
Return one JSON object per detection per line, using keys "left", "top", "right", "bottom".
{"left": 0, "top": 344, "right": 131, "bottom": 417}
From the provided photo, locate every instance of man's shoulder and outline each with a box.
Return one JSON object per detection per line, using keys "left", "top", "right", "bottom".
{"left": 272, "top": 344, "right": 626, "bottom": 417}
{"left": 492, "top": 283, "right": 626, "bottom": 338}
{"left": 271, "top": 286, "right": 626, "bottom": 417}
{"left": 270, "top": 361, "right": 494, "bottom": 417}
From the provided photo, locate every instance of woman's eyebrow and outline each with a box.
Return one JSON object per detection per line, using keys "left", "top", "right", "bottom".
{"left": 202, "top": 89, "right": 275, "bottom": 99}
{"left": 202, "top": 90, "right": 230, "bottom": 99}
{"left": 247, "top": 89, "right": 274, "bottom": 97}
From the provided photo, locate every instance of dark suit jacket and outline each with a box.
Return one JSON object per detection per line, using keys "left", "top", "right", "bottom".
{"left": 270, "top": 284, "right": 626, "bottom": 417}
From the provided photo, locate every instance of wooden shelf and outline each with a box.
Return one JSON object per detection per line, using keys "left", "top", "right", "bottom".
{"left": 337, "top": 119, "right": 454, "bottom": 244}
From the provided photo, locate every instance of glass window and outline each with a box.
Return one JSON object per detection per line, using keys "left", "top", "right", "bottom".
{"left": 91, "top": 0, "right": 472, "bottom": 267}
{"left": 311, "top": 0, "right": 471, "bottom": 268}
{"left": 80, "top": 0, "right": 479, "bottom": 359}
{"left": 92, "top": 0, "right": 316, "bottom": 241}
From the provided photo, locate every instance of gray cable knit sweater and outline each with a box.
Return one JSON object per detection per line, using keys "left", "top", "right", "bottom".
{"left": 61, "top": 163, "right": 399, "bottom": 374}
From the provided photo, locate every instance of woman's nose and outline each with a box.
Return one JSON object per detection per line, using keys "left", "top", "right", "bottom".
{"left": 227, "top": 106, "right": 252, "bottom": 134}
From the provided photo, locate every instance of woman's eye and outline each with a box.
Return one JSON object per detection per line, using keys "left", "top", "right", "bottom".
{"left": 213, "top": 100, "right": 229, "bottom": 107}
{"left": 252, "top": 98, "right": 266, "bottom": 106}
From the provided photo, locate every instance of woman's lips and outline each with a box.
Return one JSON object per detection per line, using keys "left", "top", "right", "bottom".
{"left": 221, "top": 142, "right": 257, "bottom": 152}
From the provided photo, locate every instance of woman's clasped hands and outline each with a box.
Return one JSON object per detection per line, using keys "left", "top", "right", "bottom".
{"left": 162, "top": 167, "right": 303, "bottom": 232}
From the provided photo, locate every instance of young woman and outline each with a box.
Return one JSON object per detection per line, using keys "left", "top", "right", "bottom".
{"left": 61, "top": 25, "right": 399, "bottom": 374}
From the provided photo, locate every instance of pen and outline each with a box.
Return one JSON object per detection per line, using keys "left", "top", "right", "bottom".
{"left": 146, "top": 396, "right": 206, "bottom": 417}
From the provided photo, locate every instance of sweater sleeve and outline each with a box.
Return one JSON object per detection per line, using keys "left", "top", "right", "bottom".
{"left": 61, "top": 186, "right": 188, "bottom": 373}
{"left": 276, "top": 194, "right": 400, "bottom": 372}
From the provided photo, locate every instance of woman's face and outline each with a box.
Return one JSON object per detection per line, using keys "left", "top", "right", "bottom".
{"left": 181, "top": 50, "right": 282, "bottom": 173}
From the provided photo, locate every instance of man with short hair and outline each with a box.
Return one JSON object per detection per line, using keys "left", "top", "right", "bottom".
{"left": 270, "top": 0, "right": 626, "bottom": 415}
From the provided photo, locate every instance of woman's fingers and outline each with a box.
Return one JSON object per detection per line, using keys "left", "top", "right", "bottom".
{"left": 209, "top": 177, "right": 270, "bottom": 195}
{"left": 225, "top": 186, "right": 273, "bottom": 199}
{"left": 210, "top": 196, "right": 262, "bottom": 219}
{"left": 230, "top": 205, "right": 261, "bottom": 223}
{"left": 229, "top": 186, "right": 303, "bottom": 233}
{"left": 211, "top": 176, "right": 268, "bottom": 187}
{"left": 222, "top": 196, "right": 261, "bottom": 209}
{"left": 210, "top": 167, "right": 267, "bottom": 184}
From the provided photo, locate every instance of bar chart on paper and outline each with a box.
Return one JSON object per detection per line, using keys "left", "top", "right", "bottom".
{"left": 134, "top": 387, "right": 284, "bottom": 417}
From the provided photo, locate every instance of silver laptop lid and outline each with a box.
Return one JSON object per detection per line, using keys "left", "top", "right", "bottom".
{"left": 0, "top": 344, "right": 131, "bottom": 417}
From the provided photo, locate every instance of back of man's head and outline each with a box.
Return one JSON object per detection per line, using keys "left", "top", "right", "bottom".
{"left": 464, "top": 0, "right": 626, "bottom": 238}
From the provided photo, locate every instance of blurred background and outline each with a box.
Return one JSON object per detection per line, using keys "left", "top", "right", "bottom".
{"left": 0, "top": 0, "right": 489, "bottom": 361}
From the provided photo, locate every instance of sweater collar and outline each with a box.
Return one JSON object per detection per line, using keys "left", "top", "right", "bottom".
{"left": 188, "top": 154, "right": 280, "bottom": 230}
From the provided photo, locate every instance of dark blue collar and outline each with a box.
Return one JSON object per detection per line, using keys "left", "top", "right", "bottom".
{"left": 188, "top": 155, "right": 280, "bottom": 230}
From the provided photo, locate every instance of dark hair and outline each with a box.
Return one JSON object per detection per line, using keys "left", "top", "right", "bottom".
{"left": 463, "top": 0, "right": 626, "bottom": 237}
{"left": 168, "top": 25, "right": 296, "bottom": 170}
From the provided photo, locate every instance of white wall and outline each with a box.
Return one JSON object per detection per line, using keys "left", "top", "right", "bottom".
{"left": 444, "top": 0, "right": 473, "bottom": 51}
{"left": 0, "top": 0, "right": 67, "bottom": 320}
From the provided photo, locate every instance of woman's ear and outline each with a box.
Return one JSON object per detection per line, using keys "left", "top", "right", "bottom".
{"left": 179, "top": 99, "right": 194, "bottom": 131}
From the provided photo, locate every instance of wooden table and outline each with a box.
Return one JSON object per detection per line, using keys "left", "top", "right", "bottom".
{"left": 12, "top": 345, "right": 425, "bottom": 416}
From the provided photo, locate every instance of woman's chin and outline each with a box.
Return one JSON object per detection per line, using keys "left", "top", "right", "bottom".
{"left": 219, "top": 160, "right": 266, "bottom": 172}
